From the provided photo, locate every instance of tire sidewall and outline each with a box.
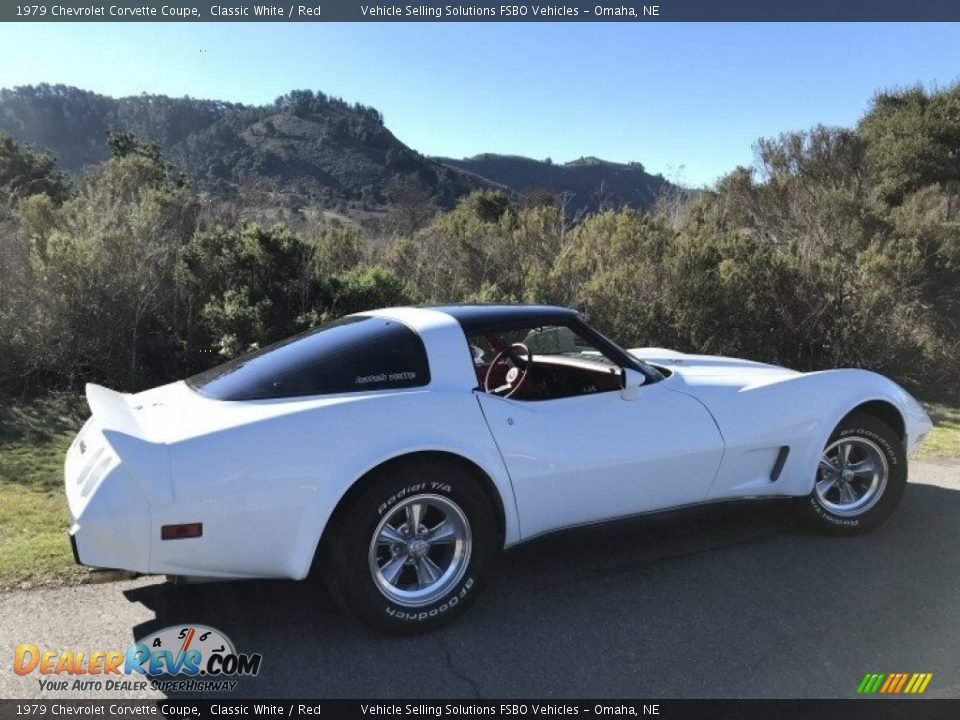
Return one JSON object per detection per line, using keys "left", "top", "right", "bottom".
{"left": 327, "top": 458, "right": 497, "bottom": 633}
{"left": 806, "top": 416, "right": 906, "bottom": 533}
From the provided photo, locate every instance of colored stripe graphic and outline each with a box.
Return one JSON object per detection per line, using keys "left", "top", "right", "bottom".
{"left": 857, "top": 674, "right": 884, "bottom": 693}
{"left": 857, "top": 673, "right": 932, "bottom": 694}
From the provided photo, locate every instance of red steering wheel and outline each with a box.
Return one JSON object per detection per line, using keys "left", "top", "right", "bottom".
{"left": 483, "top": 343, "right": 533, "bottom": 398}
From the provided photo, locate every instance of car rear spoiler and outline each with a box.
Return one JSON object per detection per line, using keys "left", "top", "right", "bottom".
{"left": 85, "top": 383, "right": 173, "bottom": 505}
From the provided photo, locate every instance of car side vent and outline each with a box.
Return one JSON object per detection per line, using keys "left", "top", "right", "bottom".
{"left": 770, "top": 446, "right": 790, "bottom": 482}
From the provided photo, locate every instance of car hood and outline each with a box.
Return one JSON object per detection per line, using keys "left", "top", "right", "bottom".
{"left": 628, "top": 347, "right": 802, "bottom": 394}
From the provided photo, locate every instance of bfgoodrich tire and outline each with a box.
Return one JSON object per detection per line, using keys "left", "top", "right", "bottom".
{"left": 800, "top": 413, "right": 907, "bottom": 535}
{"left": 323, "top": 456, "right": 498, "bottom": 634}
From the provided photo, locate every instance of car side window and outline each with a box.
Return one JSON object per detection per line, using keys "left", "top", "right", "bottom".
{"left": 468, "top": 324, "right": 623, "bottom": 401}
{"left": 187, "top": 317, "right": 430, "bottom": 400}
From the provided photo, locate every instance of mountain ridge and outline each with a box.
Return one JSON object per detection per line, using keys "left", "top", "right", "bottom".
{"left": 0, "top": 84, "right": 675, "bottom": 215}
{"left": 435, "top": 153, "right": 673, "bottom": 213}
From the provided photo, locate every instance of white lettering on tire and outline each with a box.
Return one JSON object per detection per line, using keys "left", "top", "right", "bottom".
{"left": 377, "top": 483, "right": 426, "bottom": 515}
{"left": 384, "top": 578, "right": 475, "bottom": 621}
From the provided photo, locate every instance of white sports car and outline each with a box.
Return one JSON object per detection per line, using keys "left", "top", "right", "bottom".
{"left": 66, "top": 305, "right": 932, "bottom": 632}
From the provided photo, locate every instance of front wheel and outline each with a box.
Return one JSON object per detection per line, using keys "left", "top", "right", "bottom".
{"left": 323, "top": 457, "right": 498, "bottom": 634}
{"left": 799, "top": 413, "right": 907, "bottom": 535}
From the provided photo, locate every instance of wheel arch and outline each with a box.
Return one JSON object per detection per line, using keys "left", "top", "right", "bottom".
{"left": 313, "top": 450, "right": 509, "bottom": 573}
{"left": 839, "top": 399, "right": 906, "bottom": 444}
{"left": 796, "top": 392, "right": 908, "bottom": 496}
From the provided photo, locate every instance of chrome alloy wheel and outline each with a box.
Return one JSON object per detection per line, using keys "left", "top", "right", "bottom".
{"left": 368, "top": 494, "right": 472, "bottom": 607}
{"left": 815, "top": 437, "right": 889, "bottom": 517}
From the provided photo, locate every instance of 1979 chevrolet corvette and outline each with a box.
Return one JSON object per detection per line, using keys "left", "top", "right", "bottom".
{"left": 66, "top": 305, "right": 932, "bottom": 632}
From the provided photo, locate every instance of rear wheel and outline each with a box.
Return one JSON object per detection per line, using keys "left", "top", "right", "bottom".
{"left": 323, "top": 456, "right": 498, "bottom": 634}
{"left": 800, "top": 413, "right": 906, "bottom": 534}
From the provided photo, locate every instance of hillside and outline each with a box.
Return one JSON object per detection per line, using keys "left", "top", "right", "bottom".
{"left": 0, "top": 84, "right": 486, "bottom": 209}
{"left": 0, "top": 85, "right": 675, "bottom": 215}
{"left": 436, "top": 153, "right": 674, "bottom": 214}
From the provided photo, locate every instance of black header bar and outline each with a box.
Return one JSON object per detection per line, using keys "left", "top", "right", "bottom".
{"left": 4, "top": 0, "right": 960, "bottom": 22}
{"left": 1, "top": 699, "right": 959, "bottom": 720}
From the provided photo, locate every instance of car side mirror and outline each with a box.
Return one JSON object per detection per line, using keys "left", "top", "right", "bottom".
{"left": 620, "top": 368, "right": 645, "bottom": 400}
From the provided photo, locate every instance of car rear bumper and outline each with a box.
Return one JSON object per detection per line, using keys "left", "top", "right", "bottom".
{"left": 65, "top": 419, "right": 151, "bottom": 573}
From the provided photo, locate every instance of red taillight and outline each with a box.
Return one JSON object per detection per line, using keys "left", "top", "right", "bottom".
{"left": 161, "top": 523, "right": 203, "bottom": 540}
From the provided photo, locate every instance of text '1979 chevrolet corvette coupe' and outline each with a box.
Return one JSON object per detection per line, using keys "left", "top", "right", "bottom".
{"left": 66, "top": 305, "right": 932, "bottom": 632}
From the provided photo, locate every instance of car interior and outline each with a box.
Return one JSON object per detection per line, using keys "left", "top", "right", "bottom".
{"left": 470, "top": 324, "right": 624, "bottom": 401}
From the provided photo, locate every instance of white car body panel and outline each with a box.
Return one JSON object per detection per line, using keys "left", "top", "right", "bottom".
{"left": 68, "top": 384, "right": 519, "bottom": 580}
{"left": 65, "top": 308, "right": 933, "bottom": 581}
{"left": 477, "top": 383, "right": 724, "bottom": 539}
{"left": 632, "top": 348, "right": 933, "bottom": 500}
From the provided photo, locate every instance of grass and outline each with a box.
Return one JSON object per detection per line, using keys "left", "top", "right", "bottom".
{"left": 916, "top": 402, "right": 960, "bottom": 460}
{"left": 0, "top": 392, "right": 958, "bottom": 591}
{"left": 0, "top": 394, "right": 89, "bottom": 590}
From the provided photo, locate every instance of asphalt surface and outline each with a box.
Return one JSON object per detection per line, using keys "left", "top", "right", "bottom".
{"left": 3, "top": 459, "right": 960, "bottom": 700}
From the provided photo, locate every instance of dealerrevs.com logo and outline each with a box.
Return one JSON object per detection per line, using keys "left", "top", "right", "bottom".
{"left": 14, "top": 625, "right": 262, "bottom": 693}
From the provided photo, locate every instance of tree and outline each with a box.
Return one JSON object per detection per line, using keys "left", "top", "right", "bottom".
{"left": 177, "top": 223, "right": 324, "bottom": 358}
{"left": 313, "top": 224, "right": 366, "bottom": 277}
{"left": 0, "top": 132, "right": 69, "bottom": 208}
{"left": 386, "top": 182, "right": 436, "bottom": 236}
{"left": 26, "top": 149, "right": 199, "bottom": 390}
{"left": 859, "top": 84, "right": 960, "bottom": 206}
{"left": 326, "top": 265, "right": 415, "bottom": 318}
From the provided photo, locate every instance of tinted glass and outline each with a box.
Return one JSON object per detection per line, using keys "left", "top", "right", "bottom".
{"left": 186, "top": 316, "right": 430, "bottom": 400}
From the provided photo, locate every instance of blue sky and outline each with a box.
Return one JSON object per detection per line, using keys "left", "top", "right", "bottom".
{"left": 1, "top": 23, "right": 958, "bottom": 186}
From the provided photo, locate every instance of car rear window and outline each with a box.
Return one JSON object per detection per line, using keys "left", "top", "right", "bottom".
{"left": 186, "top": 316, "right": 430, "bottom": 400}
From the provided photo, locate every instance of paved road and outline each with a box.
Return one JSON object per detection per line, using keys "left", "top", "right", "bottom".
{"left": 3, "top": 459, "right": 960, "bottom": 700}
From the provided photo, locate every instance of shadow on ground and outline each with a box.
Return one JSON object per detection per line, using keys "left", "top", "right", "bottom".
{"left": 125, "top": 482, "right": 960, "bottom": 698}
